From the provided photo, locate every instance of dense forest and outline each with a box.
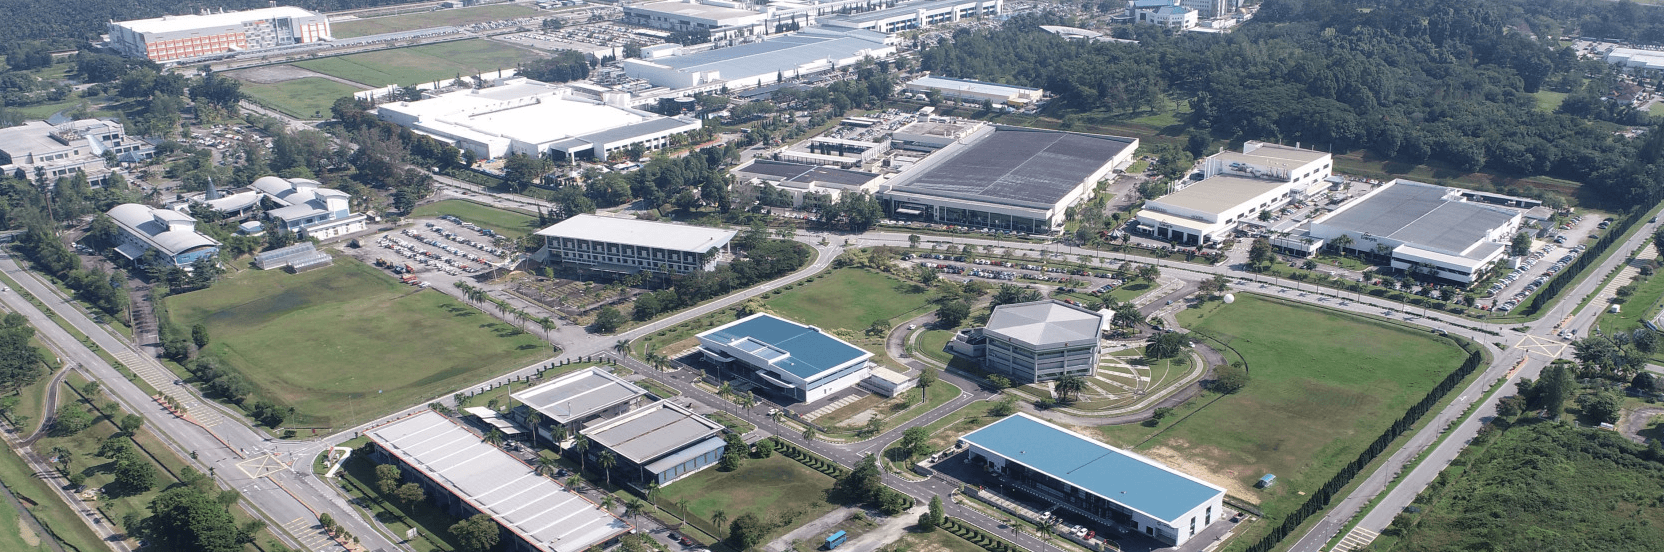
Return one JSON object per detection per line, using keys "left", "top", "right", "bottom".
{"left": 1392, "top": 421, "right": 1664, "bottom": 551}
{"left": 921, "top": 0, "right": 1664, "bottom": 207}
{"left": 2, "top": 0, "right": 417, "bottom": 43}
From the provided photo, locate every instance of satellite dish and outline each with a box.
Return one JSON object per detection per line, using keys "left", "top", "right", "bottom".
{"left": 1223, "top": 293, "right": 1235, "bottom": 304}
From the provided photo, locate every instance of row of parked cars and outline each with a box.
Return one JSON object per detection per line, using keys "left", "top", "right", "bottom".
{"left": 1490, "top": 244, "right": 1586, "bottom": 312}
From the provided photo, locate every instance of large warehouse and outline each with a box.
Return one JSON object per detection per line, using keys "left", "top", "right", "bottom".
{"left": 820, "top": 0, "right": 1003, "bottom": 33}
{"left": 878, "top": 125, "right": 1137, "bottom": 234}
{"left": 106, "top": 6, "right": 330, "bottom": 62}
{"left": 906, "top": 76, "right": 1044, "bottom": 106}
{"left": 579, "top": 401, "right": 728, "bottom": 488}
{"left": 948, "top": 300, "right": 1105, "bottom": 383}
{"left": 697, "top": 313, "right": 876, "bottom": 403}
{"left": 1135, "top": 141, "right": 1331, "bottom": 245}
{"left": 623, "top": 28, "right": 895, "bottom": 89}
{"left": 376, "top": 79, "right": 700, "bottom": 160}
{"left": 624, "top": 0, "right": 767, "bottom": 33}
{"left": 367, "top": 411, "right": 632, "bottom": 552}
{"left": 1286, "top": 179, "right": 1522, "bottom": 285}
{"left": 511, "top": 367, "right": 649, "bottom": 435}
{"left": 534, "top": 214, "right": 737, "bottom": 275}
{"left": 961, "top": 413, "right": 1226, "bottom": 546}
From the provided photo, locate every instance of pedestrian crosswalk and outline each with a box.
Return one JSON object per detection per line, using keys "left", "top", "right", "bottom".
{"left": 1331, "top": 526, "right": 1378, "bottom": 552}
{"left": 111, "top": 349, "right": 224, "bottom": 427}
{"left": 281, "top": 516, "right": 343, "bottom": 551}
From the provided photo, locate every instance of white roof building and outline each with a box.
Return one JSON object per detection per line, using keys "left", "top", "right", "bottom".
{"left": 106, "top": 6, "right": 330, "bottom": 62}
{"left": 624, "top": 0, "right": 767, "bottom": 33}
{"left": 623, "top": 28, "right": 896, "bottom": 90}
{"left": 535, "top": 215, "right": 737, "bottom": 274}
{"left": 249, "top": 176, "right": 368, "bottom": 239}
{"left": 0, "top": 119, "right": 154, "bottom": 183}
{"left": 1289, "top": 179, "right": 1522, "bottom": 285}
{"left": 906, "top": 76, "right": 1043, "bottom": 105}
{"left": 366, "top": 411, "right": 632, "bottom": 552}
{"left": 376, "top": 79, "right": 700, "bottom": 160}
{"left": 106, "top": 203, "right": 221, "bottom": 267}
{"left": 1135, "top": 141, "right": 1332, "bottom": 245}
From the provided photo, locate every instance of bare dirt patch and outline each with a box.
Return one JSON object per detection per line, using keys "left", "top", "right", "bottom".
{"left": 228, "top": 64, "right": 330, "bottom": 84}
{"left": 1141, "top": 444, "right": 1259, "bottom": 501}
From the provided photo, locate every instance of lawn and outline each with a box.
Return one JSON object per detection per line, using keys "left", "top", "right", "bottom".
{"left": 765, "top": 269, "right": 936, "bottom": 332}
{"left": 292, "top": 39, "right": 546, "bottom": 87}
{"left": 337, "top": 455, "right": 468, "bottom": 552}
{"left": 1598, "top": 273, "right": 1664, "bottom": 335}
{"left": 410, "top": 199, "right": 542, "bottom": 239}
{"left": 914, "top": 329, "right": 956, "bottom": 365}
{"left": 657, "top": 455, "right": 837, "bottom": 545}
{"left": 895, "top": 525, "right": 990, "bottom": 552}
{"left": 1097, "top": 294, "right": 1468, "bottom": 519}
{"left": 0, "top": 445, "right": 106, "bottom": 552}
{"left": 1531, "top": 89, "right": 1568, "bottom": 113}
{"left": 239, "top": 77, "right": 365, "bottom": 120}
{"left": 163, "top": 258, "right": 549, "bottom": 429}
{"left": 332, "top": 4, "right": 542, "bottom": 38}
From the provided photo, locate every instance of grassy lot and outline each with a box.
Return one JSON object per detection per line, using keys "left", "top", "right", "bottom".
{"left": 410, "top": 199, "right": 542, "bottom": 239}
{"left": 894, "top": 526, "right": 990, "bottom": 552}
{"left": 657, "top": 455, "right": 837, "bottom": 545}
{"left": 1531, "top": 90, "right": 1568, "bottom": 113}
{"left": 914, "top": 329, "right": 956, "bottom": 365}
{"left": 1652, "top": 103, "right": 1664, "bottom": 117}
{"left": 765, "top": 269, "right": 936, "bottom": 332}
{"left": 332, "top": 4, "right": 542, "bottom": 38}
{"left": 163, "top": 258, "right": 548, "bottom": 429}
{"left": 292, "top": 39, "right": 546, "bottom": 87}
{"left": 881, "top": 400, "right": 1001, "bottom": 469}
{"left": 337, "top": 455, "right": 468, "bottom": 552}
{"left": 239, "top": 77, "right": 365, "bottom": 120}
{"left": 1332, "top": 149, "right": 1581, "bottom": 198}
{"left": 1096, "top": 294, "right": 1468, "bottom": 521}
{"left": 1597, "top": 273, "right": 1664, "bottom": 335}
{"left": 0, "top": 445, "right": 107, "bottom": 552}
{"left": 10, "top": 98, "right": 121, "bottom": 121}
{"left": 707, "top": 411, "right": 756, "bottom": 434}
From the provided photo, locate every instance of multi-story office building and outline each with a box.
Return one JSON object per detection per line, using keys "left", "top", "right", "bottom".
{"left": 949, "top": 300, "right": 1104, "bottom": 383}
{"left": 697, "top": 313, "right": 876, "bottom": 403}
{"left": 107, "top": 6, "right": 331, "bottom": 62}
{"left": 534, "top": 214, "right": 736, "bottom": 275}
{"left": 0, "top": 119, "right": 153, "bottom": 183}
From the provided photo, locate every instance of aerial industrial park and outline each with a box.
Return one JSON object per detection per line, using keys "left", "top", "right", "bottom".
{"left": 1, "top": 1, "right": 1662, "bottom": 552}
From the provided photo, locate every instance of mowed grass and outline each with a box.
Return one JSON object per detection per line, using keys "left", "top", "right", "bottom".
{"left": 764, "top": 269, "right": 935, "bottom": 331}
{"left": 331, "top": 4, "right": 542, "bottom": 38}
{"left": 239, "top": 77, "right": 365, "bottom": 120}
{"left": 292, "top": 39, "right": 545, "bottom": 87}
{"left": 1531, "top": 90, "right": 1568, "bottom": 113}
{"left": 656, "top": 455, "right": 836, "bottom": 542}
{"left": 1097, "top": 294, "right": 1467, "bottom": 517}
{"left": 164, "top": 258, "right": 547, "bottom": 428}
{"left": 1598, "top": 273, "right": 1664, "bottom": 335}
{"left": 410, "top": 199, "right": 542, "bottom": 239}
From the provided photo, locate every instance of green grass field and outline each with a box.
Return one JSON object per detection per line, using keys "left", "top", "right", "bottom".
{"left": 765, "top": 269, "right": 935, "bottom": 331}
{"left": 1531, "top": 90, "right": 1568, "bottom": 113}
{"left": 1097, "top": 294, "right": 1468, "bottom": 516}
{"left": 915, "top": 329, "right": 955, "bottom": 365}
{"left": 164, "top": 258, "right": 548, "bottom": 429}
{"left": 656, "top": 455, "right": 837, "bottom": 544}
{"left": 410, "top": 199, "right": 541, "bottom": 239}
{"left": 331, "top": 4, "right": 542, "bottom": 38}
{"left": 292, "top": 39, "right": 545, "bottom": 87}
{"left": 1598, "top": 273, "right": 1664, "bottom": 335}
{"left": 239, "top": 77, "right": 365, "bottom": 120}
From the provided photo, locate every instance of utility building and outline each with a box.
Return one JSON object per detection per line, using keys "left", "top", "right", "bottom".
{"left": 622, "top": 28, "right": 895, "bottom": 90}
{"left": 961, "top": 413, "right": 1226, "bottom": 546}
{"left": 534, "top": 214, "right": 737, "bottom": 275}
{"left": 949, "top": 300, "right": 1103, "bottom": 383}
{"left": 906, "top": 76, "right": 1044, "bottom": 106}
{"left": 107, "top": 6, "right": 331, "bottom": 62}
{"left": 1135, "top": 141, "right": 1331, "bottom": 245}
{"left": 511, "top": 367, "right": 650, "bottom": 438}
{"left": 697, "top": 313, "right": 876, "bottom": 403}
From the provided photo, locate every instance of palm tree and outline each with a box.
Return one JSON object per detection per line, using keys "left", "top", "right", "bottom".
{"left": 675, "top": 499, "right": 691, "bottom": 529}
{"left": 574, "top": 434, "right": 590, "bottom": 473}
{"left": 917, "top": 367, "right": 936, "bottom": 403}
{"left": 711, "top": 509, "right": 729, "bottom": 539}
{"left": 614, "top": 339, "right": 631, "bottom": 359}
{"left": 484, "top": 429, "right": 505, "bottom": 448}
{"left": 646, "top": 482, "right": 661, "bottom": 506}
{"left": 1055, "top": 375, "right": 1086, "bottom": 403}
{"left": 549, "top": 424, "right": 567, "bottom": 457}
{"left": 802, "top": 427, "right": 816, "bottom": 442}
{"left": 538, "top": 316, "right": 557, "bottom": 340}
{"left": 565, "top": 474, "right": 584, "bottom": 492}
{"left": 535, "top": 456, "right": 559, "bottom": 478}
{"left": 598, "top": 450, "right": 616, "bottom": 486}
{"left": 1331, "top": 233, "right": 1355, "bottom": 257}
{"left": 718, "top": 382, "right": 733, "bottom": 397}
{"left": 525, "top": 412, "right": 542, "bottom": 449}
{"left": 625, "top": 497, "right": 647, "bottom": 526}
{"left": 602, "top": 495, "right": 615, "bottom": 512}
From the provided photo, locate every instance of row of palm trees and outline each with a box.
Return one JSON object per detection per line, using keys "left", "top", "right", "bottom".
{"left": 454, "top": 281, "right": 560, "bottom": 339}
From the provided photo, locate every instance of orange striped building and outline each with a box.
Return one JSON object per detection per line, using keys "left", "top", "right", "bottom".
{"left": 107, "top": 6, "right": 330, "bottom": 62}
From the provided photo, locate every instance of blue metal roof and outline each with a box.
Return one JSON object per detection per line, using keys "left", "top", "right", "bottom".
{"left": 704, "top": 314, "right": 870, "bottom": 379}
{"left": 961, "top": 414, "right": 1223, "bottom": 523}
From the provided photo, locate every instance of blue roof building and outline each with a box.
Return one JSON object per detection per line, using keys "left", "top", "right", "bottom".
{"left": 697, "top": 313, "right": 876, "bottom": 403}
{"left": 960, "top": 413, "right": 1227, "bottom": 546}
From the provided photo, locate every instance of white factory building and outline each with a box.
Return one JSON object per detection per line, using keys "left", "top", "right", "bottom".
{"left": 1277, "top": 179, "right": 1522, "bottom": 285}
{"left": 1605, "top": 47, "right": 1664, "bottom": 72}
{"left": 623, "top": 28, "right": 895, "bottom": 89}
{"left": 624, "top": 0, "right": 767, "bottom": 36}
{"left": 106, "top": 6, "right": 330, "bottom": 62}
{"left": 819, "top": 0, "right": 1003, "bottom": 33}
{"left": 1134, "top": 142, "right": 1332, "bottom": 245}
{"left": 0, "top": 118, "right": 154, "bottom": 184}
{"left": 375, "top": 78, "right": 700, "bottom": 160}
{"left": 534, "top": 214, "right": 738, "bottom": 275}
{"left": 906, "top": 76, "right": 1044, "bottom": 106}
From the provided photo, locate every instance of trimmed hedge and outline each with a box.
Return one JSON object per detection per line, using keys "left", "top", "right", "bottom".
{"left": 942, "top": 516, "right": 1025, "bottom": 552}
{"left": 772, "top": 437, "right": 848, "bottom": 478}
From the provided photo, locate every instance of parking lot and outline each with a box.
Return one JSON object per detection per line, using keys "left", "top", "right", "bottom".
{"left": 341, "top": 215, "right": 514, "bottom": 286}
{"left": 1482, "top": 213, "right": 1607, "bottom": 313}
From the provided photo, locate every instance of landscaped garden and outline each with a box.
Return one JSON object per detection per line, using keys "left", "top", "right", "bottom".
{"left": 656, "top": 454, "right": 838, "bottom": 547}
{"left": 163, "top": 258, "right": 548, "bottom": 429}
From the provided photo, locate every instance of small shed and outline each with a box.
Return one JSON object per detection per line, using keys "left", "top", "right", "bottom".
{"left": 1257, "top": 474, "right": 1276, "bottom": 488}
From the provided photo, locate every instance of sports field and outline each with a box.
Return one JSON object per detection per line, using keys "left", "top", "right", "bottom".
{"left": 331, "top": 4, "right": 542, "bottom": 38}
{"left": 164, "top": 257, "right": 548, "bottom": 429}
{"left": 764, "top": 269, "right": 936, "bottom": 331}
{"left": 410, "top": 200, "right": 541, "bottom": 239}
{"left": 656, "top": 455, "right": 837, "bottom": 544}
{"left": 292, "top": 39, "right": 545, "bottom": 87}
{"left": 1097, "top": 294, "right": 1468, "bottom": 516}
{"left": 241, "top": 77, "right": 365, "bottom": 119}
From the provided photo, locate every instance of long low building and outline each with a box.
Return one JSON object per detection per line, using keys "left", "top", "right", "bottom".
{"left": 107, "top": 6, "right": 330, "bottom": 62}
{"left": 623, "top": 28, "right": 895, "bottom": 89}
{"left": 735, "top": 159, "right": 884, "bottom": 207}
{"left": 878, "top": 125, "right": 1137, "bottom": 234}
{"left": 624, "top": 0, "right": 767, "bottom": 33}
{"left": 1282, "top": 179, "right": 1521, "bottom": 285}
{"left": 820, "top": 0, "right": 1003, "bottom": 33}
{"left": 511, "top": 367, "right": 649, "bottom": 436}
{"left": 698, "top": 313, "right": 875, "bottom": 403}
{"left": 906, "top": 75, "right": 1043, "bottom": 105}
{"left": 107, "top": 203, "right": 220, "bottom": 268}
{"left": 961, "top": 413, "right": 1226, "bottom": 546}
{"left": 1134, "top": 141, "right": 1331, "bottom": 245}
{"left": 376, "top": 79, "right": 700, "bottom": 160}
{"left": 367, "top": 411, "right": 632, "bottom": 552}
{"left": 580, "top": 401, "right": 727, "bottom": 488}
{"left": 534, "top": 214, "right": 737, "bottom": 275}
